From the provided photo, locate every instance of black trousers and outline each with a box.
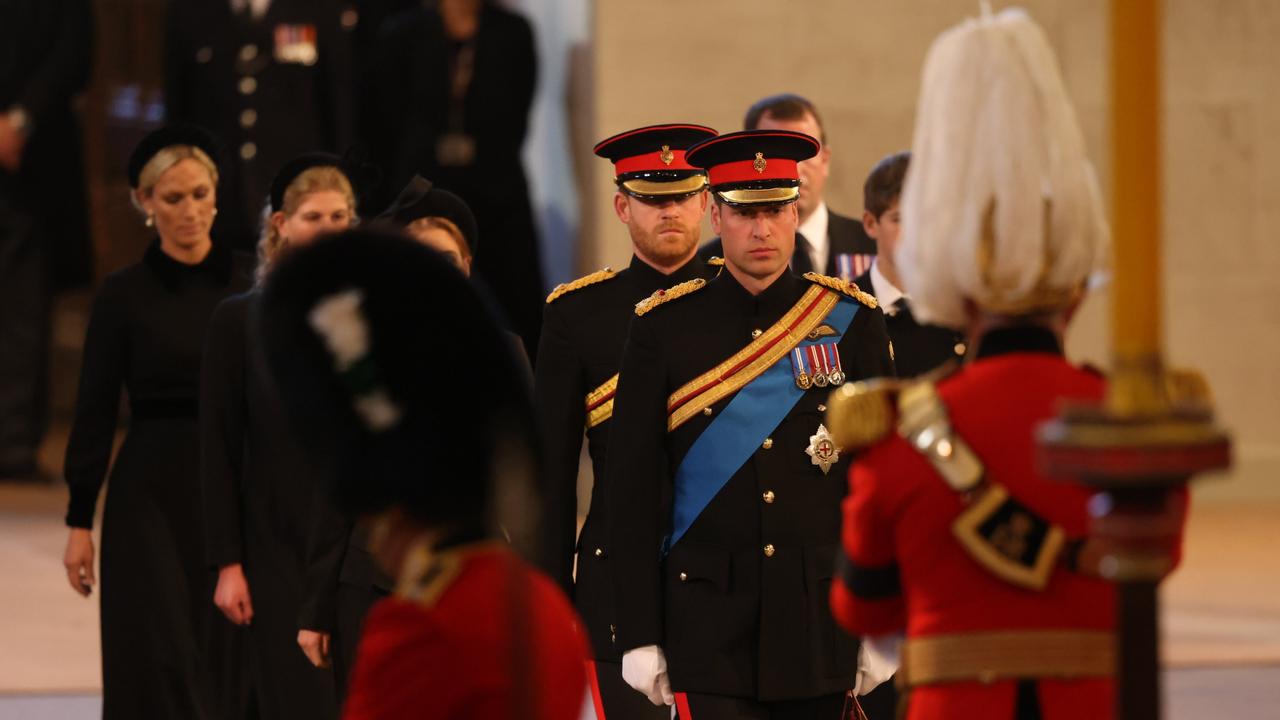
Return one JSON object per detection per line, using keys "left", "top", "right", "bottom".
{"left": 0, "top": 175, "right": 48, "bottom": 474}
{"left": 587, "top": 660, "right": 672, "bottom": 720}
{"left": 674, "top": 691, "right": 846, "bottom": 720}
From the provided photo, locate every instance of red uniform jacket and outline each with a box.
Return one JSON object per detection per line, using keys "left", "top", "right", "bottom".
{"left": 831, "top": 329, "right": 1185, "bottom": 720}
{"left": 343, "top": 544, "right": 589, "bottom": 720}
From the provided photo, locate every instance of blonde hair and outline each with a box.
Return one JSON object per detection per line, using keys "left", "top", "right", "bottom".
{"left": 132, "top": 145, "right": 219, "bottom": 211}
{"left": 407, "top": 216, "right": 470, "bottom": 259}
{"left": 256, "top": 165, "right": 357, "bottom": 284}
{"left": 898, "top": 8, "right": 1109, "bottom": 328}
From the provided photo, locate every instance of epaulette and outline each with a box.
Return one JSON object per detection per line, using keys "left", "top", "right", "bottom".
{"left": 546, "top": 267, "right": 617, "bottom": 304}
{"left": 706, "top": 256, "right": 725, "bottom": 267}
{"left": 635, "top": 277, "right": 707, "bottom": 317}
{"left": 825, "top": 361, "right": 960, "bottom": 450}
{"left": 825, "top": 378, "right": 901, "bottom": 450}
{"left": 802, "top": 272, "right": 878, "bottom": 309}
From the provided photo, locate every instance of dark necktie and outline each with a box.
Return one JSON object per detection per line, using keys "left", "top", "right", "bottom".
{"left": 791, "top": 231, "right": 815, "bottom": 275}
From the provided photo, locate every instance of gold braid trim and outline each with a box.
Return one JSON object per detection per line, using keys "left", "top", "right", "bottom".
{"left": 634, "top": 278, "right": 707, "bottom": 317}
{"left": 706, "top": 256, "right": 725, "bottom": 267}
{"left": 802, "top": 272, "right": 878, "bottom": 309}
{"left": 666, "top": 285, "right": 839, "bottom": 431}
{"left": 584, "top": 374, "right": 619, "bottom": 429}
{"left": 546, "top": 267, "right": 617, "bottom": 304}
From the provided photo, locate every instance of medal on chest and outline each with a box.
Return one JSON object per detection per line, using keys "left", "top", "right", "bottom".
{"left": 790, "top": 341, "right": 845, "bottom": 390}
{"left": 806, "top": 423, "right": 841, "bottom": 475}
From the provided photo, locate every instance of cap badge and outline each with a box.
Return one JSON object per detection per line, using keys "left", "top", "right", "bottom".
{"left": 753, "top": 152, "right": 767, "bottom": 174}
{"left": 660, "top": 145, "right": 674, "bottom": 166}
{"left": 806, "top": 423, "right": 841, "bottom": 475}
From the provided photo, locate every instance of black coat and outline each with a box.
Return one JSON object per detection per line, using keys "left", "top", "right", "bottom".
{"left": 853, "top": 269, "right": 966, "bottom": 378}
{"left": 0, "top": 0, "right": 93, "bottom": 288}
{"left": 199, "top": 292, "right": 339, "bottom": 719}
{"left": 696, "top": 207, "right": 876, "bottom": 279}
{"left": 166, "top": 0, "right": 355, "bottom": 249}
{"left": 534, "top": 254, "right": 718, "bottom": 661}
{"left": 64, "top": 243, "right": 252, "bottom": 719}
{"left": 606, "top": 269, "right": 894, "bottom": 701}
{"left": 368, "top": 3, "right": 544, "bottom": 356}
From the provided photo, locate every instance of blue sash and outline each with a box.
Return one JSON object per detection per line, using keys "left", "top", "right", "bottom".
{"left": 666, "top": 297, "right": 859, "bottom": 551}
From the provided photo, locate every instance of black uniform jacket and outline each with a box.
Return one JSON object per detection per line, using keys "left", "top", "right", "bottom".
{"left": 606, "top": 269, "right": 894, "bottom": 701}
{"left": 534, "top": 254, "right": 718, "bottom": 661}
{"left": 697, "top": 208, "right": 876, "bottom": 277}
{"left": 853, "top": 268, "right": 966, "bottom": 378}
{"left": 166, "top": 0, "right": 355, "bottom": 248}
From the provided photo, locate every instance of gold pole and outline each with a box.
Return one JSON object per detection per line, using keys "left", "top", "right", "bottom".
{"left": 1108, "top": 0, "right": 1168, "bottom": 416}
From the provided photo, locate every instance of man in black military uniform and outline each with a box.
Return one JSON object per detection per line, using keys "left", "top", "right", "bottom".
{"left": 535, "top": 123, "right": 720, "bottom": 719}
{"left": 165, "top": 0, "right": 355, "bottom": 249}
{"left": 0, "top": 0, "right": 93, "bottom": 480}
{"left": 606, "top": 130, "right": 895, "bottom": 718}
{"left": 854, "top": 151, "right": 966, "bottom": 378}
{"left": 699, "top": 94, "right": 876, "bottom": 280}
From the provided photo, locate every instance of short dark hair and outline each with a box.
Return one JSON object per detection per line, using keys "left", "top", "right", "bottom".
{"left": 864, "top": 151, "right": 911, "bottom": 218}
{"left": 743, "top": 94, "right": 826, "bottom": 145}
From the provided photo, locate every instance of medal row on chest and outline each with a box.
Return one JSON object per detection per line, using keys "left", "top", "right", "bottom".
{"left": 791, "top": 341, "right": 845, "bottom": 390}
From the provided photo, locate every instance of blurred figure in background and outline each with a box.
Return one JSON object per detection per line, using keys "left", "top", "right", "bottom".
{"left": 200, "top": 154, "right": 359, "bottom": 720}
{"left": 165, "top": 0, "right": 355, "bottom": 250}
{"left": 256, "top": 229, "right": 588, "bottom": 719}
{"left": 369, "top": 0, "right": 544, "bottom": 359}
{"left": 0, "top": 0, "right": 93, "bottom": 481}
{"left": 376, "top": 174, "right": 532, "bottom": 376}
{"left": 61, "top": 125, "right": 253, "bottom": 719}
{"left": 854, "top": 151, "right": 967, "bottom": 379}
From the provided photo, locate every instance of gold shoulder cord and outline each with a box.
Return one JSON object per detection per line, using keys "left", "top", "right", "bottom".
{"left": 802, "top": 272, "right": 878, "bottom": 309}
{"left": 546, "top": 267, "right": 618, "bottom": 304}
{"left": 896, "top": 380, "right": 1065, "bottom": 591}
{"left": 634, "top": 277, "right": 707, "bottom": 317}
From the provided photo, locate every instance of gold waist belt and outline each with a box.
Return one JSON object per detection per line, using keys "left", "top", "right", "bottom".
{"left": 901, "top": 630, "right": 1114, "bottom": 687}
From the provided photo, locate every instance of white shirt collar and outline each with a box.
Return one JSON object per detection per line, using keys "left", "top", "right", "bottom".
{"left": 870, "top": 258, "right": 907, "bottom": 314}
{"left": 796, "top": 201, "right": 829, "bottom": 273}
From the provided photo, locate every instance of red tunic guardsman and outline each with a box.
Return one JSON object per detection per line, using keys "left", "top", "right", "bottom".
{"left": 825, "top": 9, "right": 1187, "bottom": 720}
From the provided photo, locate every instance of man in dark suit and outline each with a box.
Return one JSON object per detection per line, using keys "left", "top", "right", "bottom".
{"left": 608, "top": 130, "right": 896, "bottom": 718}
{"left": 855, "top": 152, "right": 966, "bottom": 379}
{"left": 699, "top": 94, "right": 876, "bottom": 281}
{"left": 165, "top": 0, "right": 355, "bottom": 250}
{"left": 535, "top": 123, "right": 722, "bottom": 719}
{"left": 0, "top": 0, "right": 93, "bottom": 480}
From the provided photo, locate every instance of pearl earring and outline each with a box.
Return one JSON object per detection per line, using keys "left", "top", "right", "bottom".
{"left": 145, "top": 215, "right": 155, "bottom": 228}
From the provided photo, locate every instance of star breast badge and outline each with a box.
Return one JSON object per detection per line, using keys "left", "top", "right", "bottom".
{"left": 806, "top": 423, "right": 841, "bottom": 475}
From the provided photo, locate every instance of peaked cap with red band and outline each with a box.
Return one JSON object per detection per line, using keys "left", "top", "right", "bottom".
{"left": 685, "top": 129, "right": 820, "bottom": 206}
{"left": 593, "top": 123, "right": 717, "bottom": 198}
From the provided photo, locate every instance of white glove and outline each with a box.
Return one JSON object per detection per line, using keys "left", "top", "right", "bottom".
{"left": 621, "top": 645, "right": 675, "bottom": 706}
{"left": 854, "top": 633, "right": 903, "bottom": 696}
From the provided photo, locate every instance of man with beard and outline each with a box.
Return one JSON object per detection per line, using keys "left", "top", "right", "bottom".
{"left": 534, "top": 123, "right": 720, "bottom": 719}
{"left": 606, "top": 129, "right": 895, "bottom": 718}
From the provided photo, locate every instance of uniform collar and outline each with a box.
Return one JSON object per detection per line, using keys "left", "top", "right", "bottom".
{"left": 869, "top": 259, "right": 906, "bottom": 313}
{"left": 628, "top": 252, "right": 705, "bottom": 291}
{"left": 717, "top": 266, "right": 801, "bottom": 318}
{"left": 972, "top": 324, "right": 1063, "bottom": 360}
{"left": 144, "top": 240, "right": 233, "bottom": 292}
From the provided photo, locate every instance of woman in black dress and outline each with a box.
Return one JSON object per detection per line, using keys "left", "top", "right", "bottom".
{"left": 200, "top": 155, "right": 357, "bottom": 719}
{"left": 61, "top": 125, "right": 253, "bottom": 718}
